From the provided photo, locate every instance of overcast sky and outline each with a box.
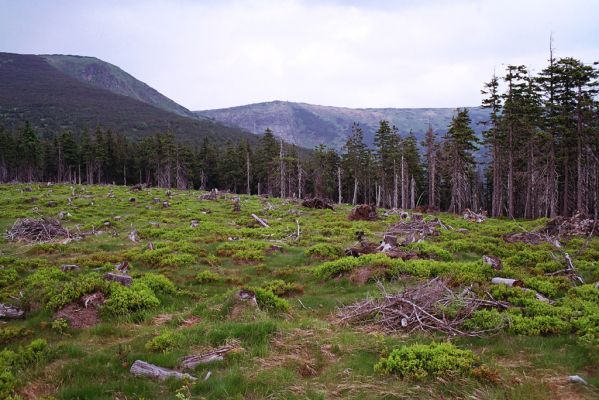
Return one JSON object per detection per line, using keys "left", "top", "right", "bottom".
{"left": 1, "top": 0, "right": 597, "bottom": 110}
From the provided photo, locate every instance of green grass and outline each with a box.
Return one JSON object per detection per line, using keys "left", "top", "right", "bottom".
{"left": 0, "top": 183, "right": 597, "bottom": 399}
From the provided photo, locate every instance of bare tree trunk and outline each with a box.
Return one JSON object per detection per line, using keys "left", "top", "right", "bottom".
{"left": 576, "top": 87, "right": 585, "bottom": 214}
{"left": 352, "top": 177, "right": 358, "bottom": 205}
{"left": 507, "top": 124, "right": 514, "bottom": 218}
{"left": 410, "top": 176, "right": 416, "bottom": 209}
{"left": 563, "top": 157, "right": 570, "bottom": 216}
{"left": 279, "top": 139, "right": 285, "bottom": 198}
{"left": 246, "top": 148, "right": 251, "bottom": 195}
{"left": 393, "top": 160, "right": 398, "bottom": 209}
{"left": 400, "top": 156, "right": 406, "bottom": 209}
{"left": 337, "top": 166, "right": 342, "bottom": 204}
{"left": 297, "top": 159, "right": 302, "bottom": 199}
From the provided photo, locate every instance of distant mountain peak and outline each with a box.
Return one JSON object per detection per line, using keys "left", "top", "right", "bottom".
{"left": 41, "top": 54, "right": 196, "bottom": 118}
{"left": 196, "top": 101, "right": 489, "bottom": 150}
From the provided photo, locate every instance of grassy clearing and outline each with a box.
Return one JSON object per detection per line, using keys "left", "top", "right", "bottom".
{"left": 0, "top": 183, "right": 597, "bottom": 399}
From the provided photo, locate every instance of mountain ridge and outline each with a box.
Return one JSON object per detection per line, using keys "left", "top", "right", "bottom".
{"left": 0, "top": 52, "right": 257, "bottom": 145}
{"left": 197, "top": 100, "right": 490, "bottom": 150}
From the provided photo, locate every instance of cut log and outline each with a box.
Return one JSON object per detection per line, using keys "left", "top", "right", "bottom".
{"left": 491, "top": 277, "right": 524, "bottom": 287}
{"left": 104, "top": 272, "right": 132, "bottom": 286}
{"left": 482, "top": 255, "right": 502, "bottom": 270}
{"left": 130, "top": 360, "right": 196, "bottom": 381}
{"left": 180, "top": 343, "right": 240, "bottom": 369}
{"left": 61, "top": 264, "right": 80, "bottom": 272}
{"left": 0, "top": 303, "right": 24, "bottom": 319}
{"left": 251, "top": 214, "right": 269, "bottom": 228}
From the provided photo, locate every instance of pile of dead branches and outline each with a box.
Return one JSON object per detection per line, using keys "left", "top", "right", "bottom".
{"left": 463, "top": 208, "right": 487, "bottom": 223}
{"left": 542, "top": 212, "right": 598, "bottom": 238}
{"left": 384, "top": 214, "right": 444, "bottom": 245}
{"left": 348, "top": 204, "right": 377, "bottom": 221}
{"left": 337, "top": 278, "right": 508, "bottom": 336}
{"left": 5, "top": 217, "right": 70, "bottom": 243}
{"left": 301, "top": 198, "right": 334, "bottom": 210}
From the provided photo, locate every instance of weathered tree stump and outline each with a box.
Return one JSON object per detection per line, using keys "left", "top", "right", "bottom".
{"left": 104, "top": 272, "right": 133, "bottom": 286}
{"left": 483, "top": 255, "right": 502, "bottom": 270}
{"left": 130, "top": 360, "right": 195, "bottom": 381}
{"left": 0, "top": 303, "right": 24, "bottom": 319}
{"left": 348, "top": 204, "right": 377, "bottom": 221}
{"left": 128, "top": 230, "right": 139, "bottom": 242}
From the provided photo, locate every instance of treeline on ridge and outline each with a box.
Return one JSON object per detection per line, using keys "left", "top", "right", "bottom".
{"left": 0, "top": 51, "right": 597, "bottom": 219}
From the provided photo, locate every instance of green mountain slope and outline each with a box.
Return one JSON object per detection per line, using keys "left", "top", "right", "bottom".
{"left": 41, "top": 54, "right": 196, "bottom": 118}
{"left": 0, "top": 52, "right": 257, "bottom": 145}
{"left": 197, "top": 101, "right": 490, "bottom": 150}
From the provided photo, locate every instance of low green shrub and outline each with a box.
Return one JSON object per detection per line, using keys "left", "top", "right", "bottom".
{"left": 462, "top": 309, "right": 509, "bottom": 331}
{"left": 138, "top": 273, "right": 177, "bottom": 294}
{"left": 305, "top": 244, "right": 343, "bottom": 260}
{"left": 0, "top": 326, "right": 31, "bottom": 345}
{"left": 145, "top": 331, "right": 179, "bottom": 352}
{"left": 261, "top": 280, "right": 304, "bottom": 296}
{"left": 509, "top": 314, "right": 572, "bottom": 335}
{"left": 196, "top": 270, "right": 222, "bottom": 283}
{"left": 103, "top": 282, "right": 160, "bottom": 316}
{"left": 250, "top": 287, "right": 290, "bottom": 313}
{"left": 375, "top": 342, "right": 476, "bottom": 379}
{"left": 0, "top": 267, "right": 17, "bottom": 287}
{"left": 232, "top": 250, "right": 264, "bottom": 264}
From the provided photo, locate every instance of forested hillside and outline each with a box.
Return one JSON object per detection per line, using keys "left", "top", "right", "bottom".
{"left": 0, "top": 53, "right": 257, "bottom": 144}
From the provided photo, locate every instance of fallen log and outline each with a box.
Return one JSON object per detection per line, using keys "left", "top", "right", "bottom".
{"left": 104, "top": 272, "right": 133, "bottom": 286}
{"left": 491, "top": 277, "right": 524, "bottom": 287}
{"left": 180, "top": 342, "right": 240, "bottom": 369}
{"left": 0, "top": 303, "right": 24, "bottom": 319}
{"left": 251, "top": 214, "right": 269, "bottom": 228}
{"left": 130, "top": 360, "right": 196, "bottom": 381}
{"left": 61, "top": 264, "right": 80, "bottom": 272}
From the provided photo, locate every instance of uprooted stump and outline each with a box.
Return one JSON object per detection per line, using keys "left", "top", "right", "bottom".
{"left": 0, "top": 303, "right": 24, "bottom": 319}
{"left": 54, "top": 292, "right": 105, "bottom": 328}
{"left": 181, "top": 341, "right": 242, "bottom": 369}
{"left": 348, "top": 204, "right": 377, "bottom": 221}
{"left": 337, "top": 278, "right": 509, "bottom": 336}
{"left": 130, "top": 360, "right": 196, "bottom": 381}
{"left": 5, "top": 217, "right": 70, "bottom": 243}
{"left": 301, "top": 198, "right": 334, "bottom": 210}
